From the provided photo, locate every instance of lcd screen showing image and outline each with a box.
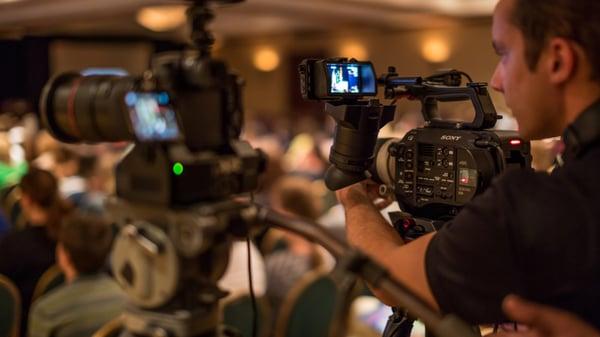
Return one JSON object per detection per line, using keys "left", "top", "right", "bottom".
{"left": 327, "top": 63, "right": 376, "bottom": 95}
{"left": 125, "top": 92, "right": 181, "bottom": 142}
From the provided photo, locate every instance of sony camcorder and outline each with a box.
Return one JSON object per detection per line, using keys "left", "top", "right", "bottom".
{"left": 299, "top": 58, "right": 532, "bottom": 222}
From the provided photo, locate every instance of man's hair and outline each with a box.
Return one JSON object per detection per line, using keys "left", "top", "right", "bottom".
{"left": 20, "top": 167, "right": 72, "bottom": 240}
{"left": 20, "top": 167, "right": 59, "bottom": 209}
{"left": 59, "top": 213, "right": 113, "bottom": 274}
{"left": 271, "top": 176, "right": 322, "bottom": 221}
{"left": 511, "top": 0, "right": 600, "bottom": 81}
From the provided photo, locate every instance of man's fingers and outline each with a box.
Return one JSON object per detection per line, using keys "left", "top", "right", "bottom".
{"left": 502, "top": 295, "right": 553, "bottom": 326}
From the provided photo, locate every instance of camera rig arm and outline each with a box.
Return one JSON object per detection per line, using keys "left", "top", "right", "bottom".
{"left": 381, "top": 69, "right": 502, "bottom": 130}
{"left": 253, "top": 205, "right": 479, "bottom": 337}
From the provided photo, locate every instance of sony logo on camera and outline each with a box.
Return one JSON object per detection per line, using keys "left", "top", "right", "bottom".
{"left": 440, "top": 135, "right": 462, "bottom": 141}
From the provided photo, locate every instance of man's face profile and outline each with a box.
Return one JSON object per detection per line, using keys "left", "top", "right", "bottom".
{"left": 490, "top": 0, "right": 564, "bottom": 141}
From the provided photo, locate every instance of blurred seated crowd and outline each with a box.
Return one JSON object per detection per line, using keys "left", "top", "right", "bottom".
{"left": 0, "top": 101, "right": 563, "bottom": 337}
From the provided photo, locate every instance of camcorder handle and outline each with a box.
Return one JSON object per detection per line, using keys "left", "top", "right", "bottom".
{"left": 410, "top": 83, "right": 501, "bottom": 130}
{"left": 382, "top": 69, "right": 501, "bottom": 131}
{"left": 257, "top": 206, "right": 480, "bottom": 337}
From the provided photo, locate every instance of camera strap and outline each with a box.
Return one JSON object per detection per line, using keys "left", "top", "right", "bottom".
{"left": 562, "top": 98, "right": 600, "bottom": 163}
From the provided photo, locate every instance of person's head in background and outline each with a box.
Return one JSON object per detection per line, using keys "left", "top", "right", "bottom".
{"left": 269, "top": 176, "right": 323, "bottom": 255}
{"left": 490, "top": 0, "right": 600, "bottom": 141}
{"left": 19, "top": 167, "right": 71, "bottom": 240}
{"left": 52, "top": 147, "right": 81, "bottom": 179}
{"left": 56, "top": 212, "right": 113, "bottom": 283}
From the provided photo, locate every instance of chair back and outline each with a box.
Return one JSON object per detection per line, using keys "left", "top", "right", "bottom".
{"left": 223, "top": 293, "right": 271, "bottom": 337}
{"left": 32, "top": 265, "right": 65, "bottom": 303}
{"left": 274, "top": 270, "right": 337, "bottom": 337}
{"left": 0, "top": 274, "right": 21, "bottom": 337}
{"left": 92, "top": 316, "right": 124, "bottom": 337}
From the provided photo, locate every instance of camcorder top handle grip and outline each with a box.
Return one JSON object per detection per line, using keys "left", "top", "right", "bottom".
{"left": 408, "top": 82, "right": 501, "bottom": 130}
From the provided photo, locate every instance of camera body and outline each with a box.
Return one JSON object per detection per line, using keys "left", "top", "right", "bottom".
{"left": 373, "top": 129, "right": 530, "bottom": 220}
{"left": 41, "top": 53, "right": 264, "bottom": 207}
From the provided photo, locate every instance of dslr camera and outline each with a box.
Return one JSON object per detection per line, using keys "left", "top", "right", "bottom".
{"left": 299, "top": 58, "right": 531, "bottom": 232}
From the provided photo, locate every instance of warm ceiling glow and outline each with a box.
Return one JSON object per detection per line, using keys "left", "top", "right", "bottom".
{"left": 253, "top": 47, "right": 280, "bottom": 72}
{"left": 339, "top": 42, "right": 368, "bottom": 60}
{"left": 421, "top": 37, "right": 450, "bottom": 63}
{"left": 136, "top": 5, "right": 187, "bottom": 32}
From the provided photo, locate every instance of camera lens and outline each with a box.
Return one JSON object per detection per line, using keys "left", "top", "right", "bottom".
{"left": 40, "top": 73, "right": 137, "bottom": 143}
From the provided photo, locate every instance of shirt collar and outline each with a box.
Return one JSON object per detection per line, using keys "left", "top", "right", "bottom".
{"left": 562, "top": 98, "right": 600, "bottom": 163}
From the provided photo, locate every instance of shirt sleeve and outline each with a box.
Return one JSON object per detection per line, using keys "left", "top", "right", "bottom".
{"left": 28, "top": 301, "right": 54, "bottom": 337}
{"left": 424, "top": 170, "right": 524, "bottom": 324}
{"left": 425, "top": 166, "right": 600, "bottom": 325}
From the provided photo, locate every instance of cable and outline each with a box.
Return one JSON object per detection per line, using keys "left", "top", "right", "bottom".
{"left": 246, "top": 236, "right": 258, "bottom": 337}
{"left": 247, "top": 192, "right": 258, "bottom": 337}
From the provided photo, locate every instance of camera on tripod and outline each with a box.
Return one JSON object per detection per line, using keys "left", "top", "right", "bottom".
{"left": 299, "top": 58, "right": 532, "bottom": 234}
{"left": 39, "top": 1, "right": 266, "bottom": 337}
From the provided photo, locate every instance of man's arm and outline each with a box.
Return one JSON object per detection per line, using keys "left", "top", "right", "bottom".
{"left": 336, "top": 182, "right": 439, "bottom": 310}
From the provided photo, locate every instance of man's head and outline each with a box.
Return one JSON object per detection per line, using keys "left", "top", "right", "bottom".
{"left": 56, "top": 213, "right": 113, "bottom": 282}
{"left": 491, "top": 0, "right": 600, "bottom": 140}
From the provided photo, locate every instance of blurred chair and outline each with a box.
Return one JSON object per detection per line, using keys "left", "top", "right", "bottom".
{"left": 92, "top": 316, "right": 124, "bottom": 337}
{"left": 223, "top": 293, "right": 271, "bottom": 337}
{"left": 0, "top": 274, "right": 21, "bottom": 337}
{"left": 1, "top": 185, "right": 25, "bottom": 230}
{"left": 273, "top": 270, "right": 338, "bottom": 337}
{"left": 32, "top": 264, "right": 65, "bottom": 303}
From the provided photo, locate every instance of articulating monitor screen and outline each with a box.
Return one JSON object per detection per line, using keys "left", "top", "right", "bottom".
{"left": 327, "top": 62, "right": 377, "bottom": 95}
{"left": 125, "top": 92, "right": 181, "bottom": 142}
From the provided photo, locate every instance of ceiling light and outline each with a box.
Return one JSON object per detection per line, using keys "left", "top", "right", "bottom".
{"left": 136, "top": 5, "right": 187, "bottom": 32}
{"left": 253, "top": 47, "right": 280, "bottom": 72}
{"left": 421, "top": 37, "right": 450, "bottom": 64}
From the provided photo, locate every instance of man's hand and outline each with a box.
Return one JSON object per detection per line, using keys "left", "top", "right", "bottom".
{"left": 335, "top": 180, "right": 393, "bottom": 210}
{"left": 488, "top": 295, "right": 600, "bottom": 337}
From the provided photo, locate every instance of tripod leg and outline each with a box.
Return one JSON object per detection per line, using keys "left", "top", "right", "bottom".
{"left": 382, "top": 308, "right": 414, "bottom": 337}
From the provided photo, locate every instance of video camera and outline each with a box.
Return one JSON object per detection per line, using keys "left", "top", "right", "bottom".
{"left": 299, "top": 57, "right": 531, "bottom": 226}
{"left": 39, "top": 1, "right": 265, "bottom": 337}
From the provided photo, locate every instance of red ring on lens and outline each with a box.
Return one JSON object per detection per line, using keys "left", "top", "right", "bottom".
{"left": 66, "top": 77, "right": 83, "bottom": 139}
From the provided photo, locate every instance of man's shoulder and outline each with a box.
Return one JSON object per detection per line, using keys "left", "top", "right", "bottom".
{"left": 32, "top": 275, "right": 123, "bottom": 316}
{"left": 30, "top": 283, "right": 72, "bottom": 319}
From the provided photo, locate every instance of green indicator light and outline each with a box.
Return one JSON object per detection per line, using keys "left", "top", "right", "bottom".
{"left": 173, "top": 162, "right": 184, "bottom": 176}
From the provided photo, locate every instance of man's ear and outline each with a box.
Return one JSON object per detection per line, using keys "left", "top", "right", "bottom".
{"left": 546, "top": 37, "right": 577, "bottom": 84}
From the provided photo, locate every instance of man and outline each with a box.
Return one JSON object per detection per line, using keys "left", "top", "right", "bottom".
{"left": 337, "top": 0, "right": 600, "bottom": 329}
{"left": 28, "top": 213, "right": 125, "bottom": 337}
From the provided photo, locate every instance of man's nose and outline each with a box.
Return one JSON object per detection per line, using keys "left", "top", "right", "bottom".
{"left": 490, "top": 66, "right": 504, "bottom": 93}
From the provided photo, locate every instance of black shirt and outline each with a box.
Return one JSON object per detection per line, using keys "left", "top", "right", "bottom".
{"left": 425, "top": 100, "right": 600, "bottom": 327}
{"left": 0, "top": 226, "right": 56, "bottom": 337}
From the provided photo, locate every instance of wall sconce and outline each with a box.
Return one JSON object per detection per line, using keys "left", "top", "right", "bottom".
{"left": 339, "top": 41, "right": 368, "bottom": 60}
{"left": 136, "top": 5, "right": 187, "bottom": 32}
{"left": 421, "top": 37, "right": 451, "bottom": 64}
{"left": 253, "top": 47, "right": 280, "bottom": 72}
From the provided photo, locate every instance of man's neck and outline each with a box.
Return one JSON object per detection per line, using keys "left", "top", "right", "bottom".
{"left": 65, "top": 268, "right": 78, "bottom": 284}
{"left": 563, "top": 82, "right": 600, "bottom": 127}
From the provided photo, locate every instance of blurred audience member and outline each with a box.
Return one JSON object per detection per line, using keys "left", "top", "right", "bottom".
{"left": 265, "top": 176, "right": 325, "bottom": 313}
{"left": 283, "top": 133, "right": 327, "bottom": 180}
{"left": 0, "top": 167, "right": 72, "bottom": 336}
{"left": 29, "top": 212, "right": 124, "bottom": 337}
{"left": 218, "top": 240, "right": 267, "bottom": 299}
{"left": 51, "top": 147, "right": 86, "bottom": 202}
